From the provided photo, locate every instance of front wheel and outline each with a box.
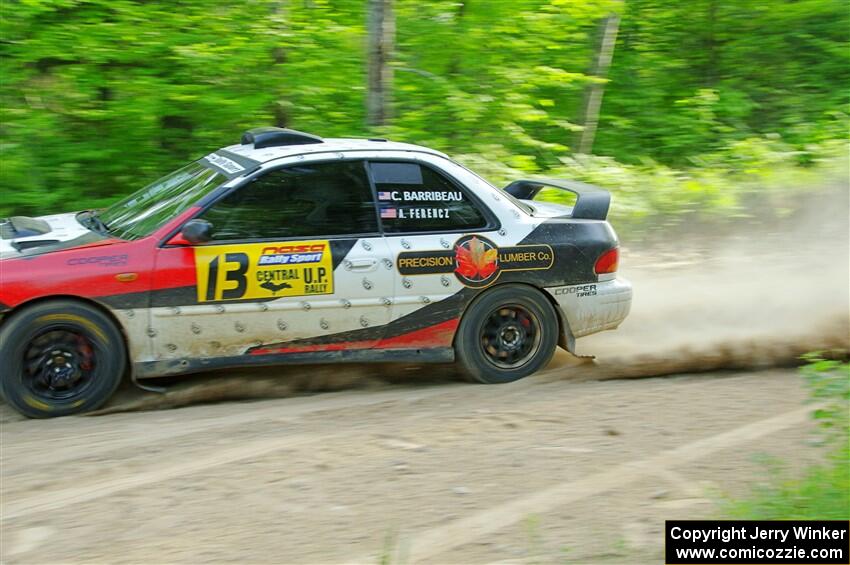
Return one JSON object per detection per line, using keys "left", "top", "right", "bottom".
{"left": 0, "top": 300, "right": 126, "bottom": 418}
{"left": 454, "top": 284, "right": 558, "bottom": 384}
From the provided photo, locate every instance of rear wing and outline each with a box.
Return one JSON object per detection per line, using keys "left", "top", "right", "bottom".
{"left": 503, "top": 178, "right": 611, "bottom": 220}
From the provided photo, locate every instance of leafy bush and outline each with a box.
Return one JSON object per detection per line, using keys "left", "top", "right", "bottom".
{"left": 722, "top": 356, "right": 849, "bottom": 520}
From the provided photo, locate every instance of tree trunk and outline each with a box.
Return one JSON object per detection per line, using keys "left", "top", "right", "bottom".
{"left": 271, "top": 0, "right": 290, "bottom": 128}
{"left": 366, "top": 0, "right": 395, "bottom": 127}
{"left": 704, "top": 0, "right": 718, "bottom": 86}
{"left": 447, "top": 1, "right": 467, "bottom": 77}
{"left": 575, "top": 13, "right": 620, "bottom": 155}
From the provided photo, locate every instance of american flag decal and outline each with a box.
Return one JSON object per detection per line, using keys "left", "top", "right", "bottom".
{"left": 378, "top": 191, "right": 392, "bottom": 200}
{"left": 380, "top": 207, "right": 398, "bottom": 219}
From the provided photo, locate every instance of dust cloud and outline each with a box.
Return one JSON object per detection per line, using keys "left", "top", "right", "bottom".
{"left": 555, "top": 182, "right": 850, "bottom": 380}
{"left": 93, "top": 184, "right": 849, "bottom": 414}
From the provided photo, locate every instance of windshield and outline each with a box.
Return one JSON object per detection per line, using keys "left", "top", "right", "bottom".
{"left": 98, "top": 162, "right": 226, "bottom": 240}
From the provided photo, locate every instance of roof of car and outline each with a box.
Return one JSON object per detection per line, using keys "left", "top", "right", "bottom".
{"left": 221, "top": 136, "right": 449, "bottom": 165}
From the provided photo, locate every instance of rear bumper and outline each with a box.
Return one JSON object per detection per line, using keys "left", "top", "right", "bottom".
{"left": 546, "top": 277, "right": 632, "bottom": 338}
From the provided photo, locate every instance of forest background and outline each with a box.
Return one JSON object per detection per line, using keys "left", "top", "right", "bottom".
{"left": 1, "top": 0, "right": 847, "bottom": 236}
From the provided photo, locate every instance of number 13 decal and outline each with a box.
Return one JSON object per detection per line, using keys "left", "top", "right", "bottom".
{"left": 194, "top": 241, "right": 334, "bottom": 303}
{"left": 204, "top": 253, "right": 249, "bottom": 301}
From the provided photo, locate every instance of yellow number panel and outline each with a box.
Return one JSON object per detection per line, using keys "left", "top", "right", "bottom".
{"left": 194, "top": 240, "right": 334, "bottom": 302}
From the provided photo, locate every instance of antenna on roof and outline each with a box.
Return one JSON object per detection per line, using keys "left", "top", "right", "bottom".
{"left": 241, "top": 127, "right": 323, "bottom": 149}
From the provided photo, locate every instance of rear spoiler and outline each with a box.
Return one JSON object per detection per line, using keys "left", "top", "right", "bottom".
{"left": 503, "top": 178, "right": 611, "bottom": 220}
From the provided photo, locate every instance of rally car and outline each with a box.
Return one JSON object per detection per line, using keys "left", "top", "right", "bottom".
{"left": 0, "top": 127, "right": 632, "bottom": 418}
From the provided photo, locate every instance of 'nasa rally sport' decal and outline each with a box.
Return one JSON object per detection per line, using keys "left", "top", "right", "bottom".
{"left": 397, "top": 235, "right": 554, "bottom": 289}
{"left": 194, "top": 240, "right": 334, "bottom": 302}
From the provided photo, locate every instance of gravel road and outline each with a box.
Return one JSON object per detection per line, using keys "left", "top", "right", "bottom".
{"left": 0, "top": 365, "right": 825, "bottom": 564}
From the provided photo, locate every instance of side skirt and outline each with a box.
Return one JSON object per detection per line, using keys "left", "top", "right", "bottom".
{"left": 134, "top": 347, "right": 456, "bottom": 378}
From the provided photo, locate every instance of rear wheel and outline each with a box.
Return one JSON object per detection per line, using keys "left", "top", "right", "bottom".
{"left": 0, "top": 300, "right": 126, "bottom": 418}
{"left": 454, "top": 284, "right": 558, "bottom": 384}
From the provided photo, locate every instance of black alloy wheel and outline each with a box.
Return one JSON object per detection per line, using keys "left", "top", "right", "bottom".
{"left": 479, "top": 304, "right": 542, "bottom": 369}
{"left": 0, "top": 300, "right": 126, "bottom": 418}
{"left": 454, "top": 284, "right": 558, "bottom": 384}
{"left": 23, "top": 328, "right": 98, "bottom": 401}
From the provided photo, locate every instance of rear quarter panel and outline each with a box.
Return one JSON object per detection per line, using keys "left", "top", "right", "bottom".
{"left": 512, "top": 218, "right": 619, "bottom": 287}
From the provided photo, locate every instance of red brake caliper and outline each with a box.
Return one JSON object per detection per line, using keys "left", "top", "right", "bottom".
{"left": 77, "top": 336, "right": 94, "bottom": 370}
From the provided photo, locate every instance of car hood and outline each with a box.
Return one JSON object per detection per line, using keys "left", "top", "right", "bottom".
{"left": 0, "top": 212, "right": 107, "bottom": 260}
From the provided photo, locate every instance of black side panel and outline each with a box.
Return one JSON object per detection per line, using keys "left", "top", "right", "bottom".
{"left": 135, "top": 347, "right": 455, "bottom": 378}
{"left": 516, "top": 219, "right": 618, "bottom": 285}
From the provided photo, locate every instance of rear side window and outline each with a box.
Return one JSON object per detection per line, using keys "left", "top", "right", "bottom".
{"left": 200, "top": 160, "right": 378, "bottom": 241}
{"left": 370, "top": 162, "right": 488, "bottom": 233}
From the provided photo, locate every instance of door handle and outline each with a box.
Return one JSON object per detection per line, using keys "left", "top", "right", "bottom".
{"left": 345, "top": 259, "right": 378, "bottom": 271}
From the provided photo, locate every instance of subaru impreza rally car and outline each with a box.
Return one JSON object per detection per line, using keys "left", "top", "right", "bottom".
{"left": 0, "top": 128, "right": 632, "bottom": 418}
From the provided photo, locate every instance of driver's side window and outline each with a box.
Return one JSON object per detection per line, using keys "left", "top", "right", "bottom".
{"left": 201, "top": 160, "right": 379, "bottom": 241}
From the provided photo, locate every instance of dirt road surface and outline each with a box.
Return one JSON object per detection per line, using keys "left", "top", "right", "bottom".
{"left": 2, "top": 195, "right": 846, "bottom": 563}
{"left": 0, "top": 364, "right": 826, "bottom": 564}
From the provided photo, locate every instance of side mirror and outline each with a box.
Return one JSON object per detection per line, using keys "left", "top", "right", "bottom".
{"left": 178, "top": 219, "right": 213, "bottom": 245}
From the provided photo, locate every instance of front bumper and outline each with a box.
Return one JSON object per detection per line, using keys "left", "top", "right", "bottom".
{"left": 546, "top": 277, "right": 632, "bottom": 338}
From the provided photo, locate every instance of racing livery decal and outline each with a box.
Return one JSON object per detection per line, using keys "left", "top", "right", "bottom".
{"left": 203, "top": 152, "right": 245, "bottom": 175}
{"left": 66, "top": 254, "right": 129, "bottom": 267}
{"left": 200, "top": 150, "right": 261, "bottom": 179}
{"left": 194, "top": 240, "right": 334, "bottom": 302}
{"left": 397, "top": 235, "right": 554, "bottom": 288}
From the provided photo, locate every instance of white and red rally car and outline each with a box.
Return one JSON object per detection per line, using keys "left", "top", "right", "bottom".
{"left": 0, "top": 128, "right": 632, "bottom": 418}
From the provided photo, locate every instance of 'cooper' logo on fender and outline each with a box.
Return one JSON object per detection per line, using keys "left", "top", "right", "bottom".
{"left": 397, "top": 235, "right": 553, "bottom": 288}
{"left": 66, "top": 254, "right": 128, "bottom": 267}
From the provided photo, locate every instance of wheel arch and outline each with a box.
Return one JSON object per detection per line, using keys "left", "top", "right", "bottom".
{"left": 538, "top": 286, "right": 577, "bottom": 353}
{"left": 0, "top": 295, "right": 133, "bottom": 371}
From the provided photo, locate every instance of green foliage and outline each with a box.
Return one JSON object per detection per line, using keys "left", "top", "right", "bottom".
{"left": 0, "top": 0, "right": 847, "bottom": 217}
{"left": 723, "top": 357, "right": 850, "bottom": 520}
{"left": 598, "top": 0, "right": 850, "bottom": 165}
{"left": 800, "top": 354, "right": 850, "bottom": 447}
{"left": 0, "top": 0, "right": 371, "bottom": 214}
{"left": 724, "top": 459, "right": 849, "bottom": 520}
{"left": 458, "top": 134, "right": 849, "bottom": 237}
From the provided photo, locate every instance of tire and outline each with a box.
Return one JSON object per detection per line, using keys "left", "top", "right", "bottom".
{"left": 454, "top": 284, "right": 558, "bottom": 384}
{"left": 0, "top": 300, "right": 126, "bottom": 418}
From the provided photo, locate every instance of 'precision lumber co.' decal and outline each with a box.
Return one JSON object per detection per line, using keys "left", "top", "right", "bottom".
{"left": 397, "top": 235, "right": 553, "bottom": 288}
